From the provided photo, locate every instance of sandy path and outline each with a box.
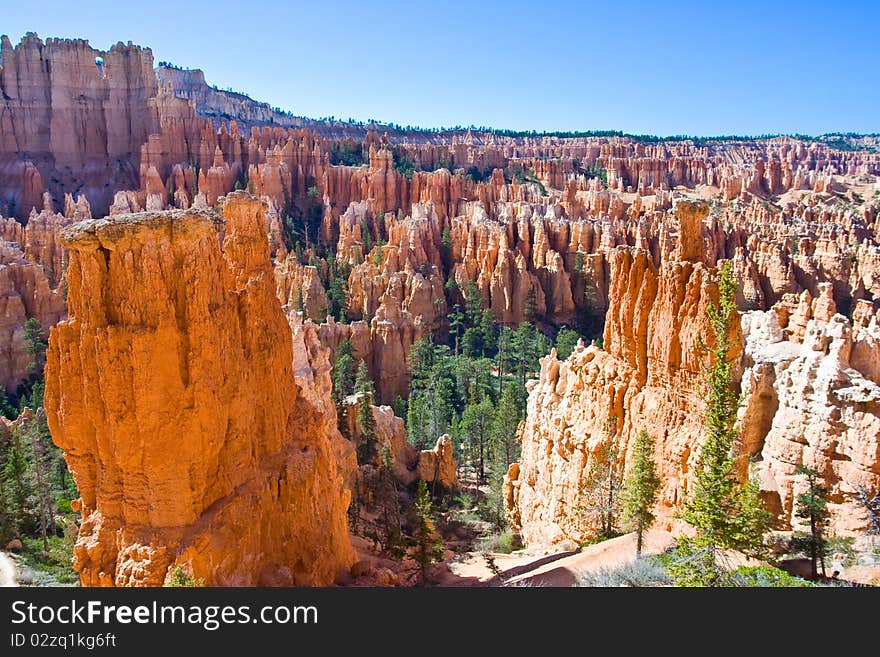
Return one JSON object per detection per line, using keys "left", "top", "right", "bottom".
{"left": 0, "top": 551, "right": 18, "bottom": 587}
{"left": 445, "top": 529, "right": 675, "bottom": 586}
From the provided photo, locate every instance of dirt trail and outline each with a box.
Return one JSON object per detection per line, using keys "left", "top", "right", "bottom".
{"left": 444, "top": 529, "right": 675, "bottom": 586}
{"left": 0, "top": 551, "right": 18, "bottom": 587}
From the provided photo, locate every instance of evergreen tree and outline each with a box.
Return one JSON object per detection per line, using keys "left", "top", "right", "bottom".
{"left": 426, "top": 377, "right": 454, "bottom": 446}
{"left": 555, "top": 327, "right": 581, "bottom": 360}
{"left": 461, "top": 396, "right": 494, "bottom": 481}
{"left": 621, "top": 430, "right": 661, "bottom": 557}
{"left": 512, "top": 322, "right": 535, "bottom": 390}
{"left": 461, "top": 327, "right": 482, "bottom": 358}
{"left": 3, "top": 431, "right": 33, "bottom": 535}
{"left": 25, "top": 413, "right": 54, "bottom": 552}
{"left": 480, "top": 309, "right": 497, "bottom": 355}
{"left": 854, "top": 484, "right": 880, "bottom": 536}
{"left": 355, "top": 362, "right": 378, "bottom": 465}
{"left": 411, "top": 480, "right": 444, "bottom": 585}
{"left": 439, "top": 227, "right": 453, "bottom": 273}
{"left": 0, "top": 463, "right": 12, "bottom": 543}
{"left": 792, "top": 465, "right": 830, "bottom": 579}
{"left": 332, "top": 340, "right": 356, "bottom": 403}
{"left": 448, "top": 307, "right": 465, "bottom": 357}
{"left": 326, "top": 262, "right": 350, "bottom": 322}
{"left": 406, "top": 394, "right": 428, "bottom": 449}
{"left": 672, "top": 262, "right": 770, "bottom": 586}
{"left": 23, "top": 317, "right": 47, "bottom": 376}
{"left": 365, "top": 446, "right": 403, "bottom": 555}
{"left": 523, "top": 287, "right": 538, "bottom": 321}
{"left": 574, "top": 416, "right": 621, "bottom": 540}
{"left": 491, "top": 381, "right": 522, "bottom": 471}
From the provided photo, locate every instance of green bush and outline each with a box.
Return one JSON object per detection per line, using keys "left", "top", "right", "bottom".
{"left": 721, "top": 565, "right": 813, "bottom": 588}
{"left": 477, "top": 531, "right": 520, "bottom": 554}
{"left": 166, "top": 565, "right": 204, "bottom": 587}
{"left": 19, "top": 535, "right": 78, "bottom": 585}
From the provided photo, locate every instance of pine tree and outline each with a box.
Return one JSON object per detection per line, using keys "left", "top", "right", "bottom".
{"left": 461, "top": 396, "right": 494, "bottom": 481}
{"left": 25, "top": 415, "right": 53, "bottom": 553}
{"left": 448, "top": 307, "right": 464, "bottom": 357}
{"left": 672, "top": 262, "right": 770, "bottom": 586}
{"left": 555, "top": 327, "right": 581, "bottom": 360}
{"left": 23, "top": 317, "right": 47, "bottom": 376}
{"left": 3, "top": 431, "right": 33, "bottom": 535}
{"left": 439, "top": 227, "right": 453, "bottom": 273}
{"left": 406, "top": 394, "right": 428, "bottom": 449}
{"left": 793, "top": 465, "right": 830, "bottom": 579}
{"left": 332, "top": 340, "right": 356, "bottom": 403}
{"left": 0, "top": 472, "right": 12, "bottom": 544}
{"left": 480, "top": 309, "right": 497, "bottom": 355}
{"left": 574, "top": 416, "right": 621, "bottom": 540}
{"left": 621, "top": 430, "right": 661, "bottom": 557}
{"left": 600, "top": 416, "right": 619, "bottom": 537}
{"left": 411, "top": 480, "right": 444, "bottom": 585}
{"left": 355, "top": 361, "right": 378, "bottom": 465}
{"left": 491, "top": 381, "right": 522, "bottom": 471}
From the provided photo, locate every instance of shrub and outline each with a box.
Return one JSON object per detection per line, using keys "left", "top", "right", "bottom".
{"left": 166, "top": 565, "right": 204, "bottom": 587}
{"left": 721, "top": 565, "right": 813, "bottom": 588}
{"left": 576, "top": 558, "right": 672, "bottom": 587}
{"left": 476, "top": 531, "right": 520, "bottom": 554}
{"left": 825, "top": 535, "right": 858, "bottom": 567}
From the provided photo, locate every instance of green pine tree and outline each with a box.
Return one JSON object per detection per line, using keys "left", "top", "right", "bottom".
{"left": 332, "top": 340, "right": 356, "bottom": 403}
{"left": 491, "top": 381, "right": 522, "bottom": 471}
{"left": 3, "top": 432, "right": 33, "bottom": 535}
{"left": 621, "top": 430, "right": 661, "bottom": 557}
{"left": 461, "top": 396, "right": 494, "bottom": 481}
{"left": 411, "top": 480, "right": 444, "bottom": 585}
{"left": 23, "top": 317, "right": 47, "bottom": 375}
{"left": 792, "top": 465, "right": 830, "bottom": 579}
{"left": 355, "top": 361, "right": 378, "bottom": 465}
{"left": 555, "top": 327, "right": 581, "bottom": 360}
{"left": 671, "top": 262, "right": 770, "bottom": 586}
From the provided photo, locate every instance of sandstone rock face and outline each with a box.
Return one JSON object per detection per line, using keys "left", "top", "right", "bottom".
{"left": 415, "top": 435, "right": 457, "bottom": 490}
{"left": 345, "top": 401, "right": 457, "bottom": 490}
{"left": 275, "top": 257, "right": 330, "bottom": 322}
{"left": 0, "top": 242, "right": 66, "bottom": 392}
{"left": 44, "top": 193, "right": 354, "bottom": 586}
{"left": 157, "top": 66, "right": 302, "bottom": 132}
{"left": 741, "top": 309, "right": 880, "bottom": 531}
{"left": 505, "top": 235, "right": 723, "bottom": 547}
{"left": 0, "top": 34, "right": 159, "bottom": 217}
{"left": 507, "top": 200, "right": 880, "bottom": 547}
{"left": 0, "top": 209, "right": 74, "bottom": 287}
{"left": 288, "top": 309, "right": 357, "bottom": 489}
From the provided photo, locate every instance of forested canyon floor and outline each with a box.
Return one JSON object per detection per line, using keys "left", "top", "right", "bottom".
{"left": 0, "top": 32, "right": 879, "bottom": 586}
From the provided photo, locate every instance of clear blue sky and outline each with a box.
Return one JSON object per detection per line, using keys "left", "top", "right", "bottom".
{"left": 3, "top": 0, "right": 878, "bottom": 136}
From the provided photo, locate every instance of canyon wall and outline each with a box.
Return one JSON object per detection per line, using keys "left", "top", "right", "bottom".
{"left": 0, "top": 34, "right": 159, "bottom": 218}
{"left": 44, "top": 193, "right": 354, "bottom": 586}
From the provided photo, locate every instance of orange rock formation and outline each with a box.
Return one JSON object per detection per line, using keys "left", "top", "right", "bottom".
{"left": 44, "top": 193, "right": 354, "bottom": 586}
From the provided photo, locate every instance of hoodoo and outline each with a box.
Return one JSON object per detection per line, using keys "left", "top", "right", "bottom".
{"left": 44, "top": 192, "right": 354, "bottom": 586}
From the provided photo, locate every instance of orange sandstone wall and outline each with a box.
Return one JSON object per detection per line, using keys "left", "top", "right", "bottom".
{"left": 44, "top": 192, "right": 354, "bottom": 586}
